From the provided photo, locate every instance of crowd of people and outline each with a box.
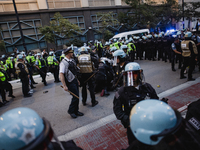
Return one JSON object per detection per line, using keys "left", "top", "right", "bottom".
{"left": 0, "top": 29, "right": 200, "bottom": 149}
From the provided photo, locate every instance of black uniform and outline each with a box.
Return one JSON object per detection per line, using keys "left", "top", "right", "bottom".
{"left": 0, "top": 69, "right": 14, "bottom": 103}
{"left": 95, "top": 61, "right": 114, "bottom": 94}
{"left": 157, "top": 38, "right": 163, "bottom": 60}
{"left": 171, "top": 42, "right": 182, "bottom": 70}
{"left": 17, "top": 62, "right": 30, "bottom": 96}
{"left": 113, "top": 61, "right": 129, "bottom": 88}
{"left": 113, "top": 83, "right": 159, "bottom": 145}
{"left": 78, "top": 54, "right": 97, "bottom": 106}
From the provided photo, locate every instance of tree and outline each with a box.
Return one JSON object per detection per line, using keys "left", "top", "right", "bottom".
{"left": 183, "top": 2, "right": 200, "bottom": 28}
{"left": 96, "top": 11, "right": 119, "bottom": 41}
{"left": 120, "top": 0, "right": 181, "bottom": 30}
{"left": 39, "top": 12, "right": 81, "bottom": 48}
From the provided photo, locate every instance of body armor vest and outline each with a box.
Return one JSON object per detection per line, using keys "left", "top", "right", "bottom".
{"left": 15, "top": 62, "right": 29, "bottom": 75}
{"left": 181, "top": 40, "right": 198, "bottom": 57}
{"left": 78, "top": 54, "right": 93, "bottom": 73}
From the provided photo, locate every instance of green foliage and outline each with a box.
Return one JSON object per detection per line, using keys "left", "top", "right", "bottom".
{"left": 39, "top": 12, "right": 82, "bottom": 45}
{"left": 96, "top": 11, "right": 119, "bottom": 40}
{"left": 120, "top": 0, "right": 181, "bottom": 29}
{"left": 51, "top": 12, "right": 81, "bottom": 38}
{"left": 184, "top": 2, "right": 200, "bottom": 20}
{"left": 0, "top": 40, "right": 5, "bottom": 52}
{"left": 104, "top": 30, "right": 114, "bottom": 41}
{"left": 66, "top": 38, "right": 83, "bottom": 47}
{"left": 39, "top": 26, "right": 55, "bottom": 43}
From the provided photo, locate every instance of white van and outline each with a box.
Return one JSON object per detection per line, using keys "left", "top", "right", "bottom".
{"left": 112, "top": 29, "right": 150, "bottom": 41}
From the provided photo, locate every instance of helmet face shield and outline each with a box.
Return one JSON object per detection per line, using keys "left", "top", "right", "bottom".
{"left": 113, "top": 56, "right": 117, "bottom": 66}
{"left": 123, "top": 71, "right": 140, "bottom": 87}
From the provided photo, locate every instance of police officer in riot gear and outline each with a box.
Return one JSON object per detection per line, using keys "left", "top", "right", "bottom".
{"left": 0, "top": 107, "right": 83, "bottom": 150}
{"left": 180, "top": 32, "right": 198, "bottom": 81}
{"left": 0, "top": 68, "right": 15, "bottom": 105}
{"left": 112, "top": 50, "right": 129, "bottom": 89}
{"left": 15, "top": 55, "right": 32, "bottom": 97}
{"left": 59, "top": 47, "right": 84, "bottom": 119}
{"left": 171, "top": 38, "right": 182, "bottom": 71}
{"left": 77, "top": 47, "right": 98, "bottom": 107}
{"left": 127, "top": 38, "right": 136, "bottom": 62}
{"left": 35, "top": 53, "right": 48, "bottom": 86}
{"left": 95, "top": 57, "right": 113, "bottom": 96}
{"left": 26, "top": 52, "right": 37, "bottom": 84}
{"left": 113, "top": 62, "right": 159, "bottom": 145}
{"left": 126, "top": 99, "right": 200, "bottom": 150}
{"left": 47, "top": 51, "right": 60, "bottom": 83}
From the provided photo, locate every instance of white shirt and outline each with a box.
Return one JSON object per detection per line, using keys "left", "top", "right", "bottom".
{"left": 59, "top": 57, "right": 71, "bottom": 73}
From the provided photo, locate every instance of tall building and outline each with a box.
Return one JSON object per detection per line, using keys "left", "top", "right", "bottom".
{"left": 0, "top": 0, "right": 130, "bottom": 52}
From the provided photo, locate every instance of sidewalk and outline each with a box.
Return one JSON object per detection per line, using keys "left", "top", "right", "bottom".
{"left": 58, "top": 77, "right": 200, "bottom": 150}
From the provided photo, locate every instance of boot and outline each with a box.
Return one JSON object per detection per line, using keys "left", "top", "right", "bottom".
{"left": 104, "top": 89, "right": 110, "bottom": 96}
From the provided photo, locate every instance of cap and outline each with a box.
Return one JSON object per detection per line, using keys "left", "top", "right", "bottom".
{"left": 63, "top": 47, "right": 73, "bottom": 54}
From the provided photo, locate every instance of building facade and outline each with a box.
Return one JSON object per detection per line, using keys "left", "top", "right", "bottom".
{"left": 0, "top": 0, "right": 130, "bottom": 52}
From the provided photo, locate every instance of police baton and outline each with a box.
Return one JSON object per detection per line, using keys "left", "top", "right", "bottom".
{"left": 84, "top": 70, "right": 99, "bottom": 84}
{"left": 60, "top": 85, "right": 79, "bottom": 99}
{"left": 114, "top": 73, "right": 123, "bottom": 88}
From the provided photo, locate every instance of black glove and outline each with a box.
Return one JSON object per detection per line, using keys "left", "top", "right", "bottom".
{"left": 161, "top": 97, "right": 168, "bottom": 104}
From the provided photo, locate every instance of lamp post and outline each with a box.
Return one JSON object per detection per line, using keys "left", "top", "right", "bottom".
{"left": 182, "top": 0, "right": 184, "bottom": 29}
{"left": 12, "top": 0, "right": 27, "bottom": 54}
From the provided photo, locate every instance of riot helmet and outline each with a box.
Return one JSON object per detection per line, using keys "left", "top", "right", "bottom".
{"left": 0, "top": 107, "right": 65, "bottom": 150}
{"left": 49, "top": 51, "right": 54, "bottom": 56}
{"left": 185, "top": 32, "right": 192, "bottom": 38}
{"left": 121, "top": 45, "right": 128, "bottom": 54}
{"left": 110, "top": 46, "right": 118, "bottom": 52}
{"left": 130, "top": 99, "right": 184, "bottom": 145}
{"left": 80, "top": 46, "right": 88, "bottom": 54}
{"left": 123, "top": 62, "right": 143, "bottom": 87}
{"left": 112, "top": 50, "right": 126, "bottom": 66}
{"left": 17, "top": 54, "right": 23, "bottom": 60}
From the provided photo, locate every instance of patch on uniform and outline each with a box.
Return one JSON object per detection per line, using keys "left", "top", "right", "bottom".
{"left": 115, "top": 92, "right": 120, "bottom": 99}
{"left": 181, "top": 44, "right": 187, "bottom": 48}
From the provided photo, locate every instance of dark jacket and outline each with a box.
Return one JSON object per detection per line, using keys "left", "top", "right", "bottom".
{"left": 113, "top": 83, "right": 159, "bottom": 128}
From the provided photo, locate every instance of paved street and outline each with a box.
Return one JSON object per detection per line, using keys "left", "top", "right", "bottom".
{"left": 0, "top": 59, "right": 200, "bottom": 149}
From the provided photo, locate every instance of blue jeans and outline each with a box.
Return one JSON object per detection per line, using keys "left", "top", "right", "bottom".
{"left": 67, "top": 79, "right": 79, "bottom": 114}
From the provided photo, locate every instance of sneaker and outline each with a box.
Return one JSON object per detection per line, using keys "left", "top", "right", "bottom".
{"left": 100, "top": 89, "right": 104, "bottom": 97}
{"left": 92, "top": 101, "right": 99, "bottom": 107}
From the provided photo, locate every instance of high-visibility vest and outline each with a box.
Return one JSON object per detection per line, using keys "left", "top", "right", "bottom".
{"left": 60, "top": 54, "right": 65, "bottom": 61}
{"left": 47, "top": 56, "right": 54, "bottom": 65}
{"left": 36, "top": 58, "right": 46, "bottom": 68}
{"left": 6, "top": 57, "right": 13, "bottom": 69}
{"left": 0, "top": 71, "right": 6, "bottom": 81}
{"left": 127, "top": 43, "right": 136, "bottom": 52}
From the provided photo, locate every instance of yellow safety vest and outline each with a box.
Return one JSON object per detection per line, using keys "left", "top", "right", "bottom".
{"left": 0, "top": 71, "right": 6, "bottom": 81}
